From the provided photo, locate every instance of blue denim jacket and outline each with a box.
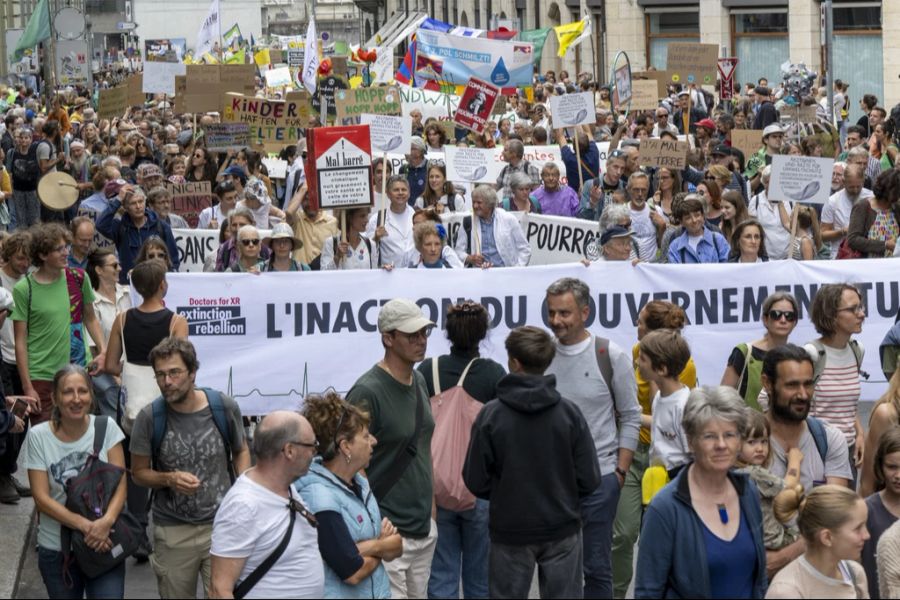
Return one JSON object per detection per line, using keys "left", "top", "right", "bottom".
{"left": 667, "top": 228, "right": 731, "bottom": 264}
{"left": 295, "top": 460, "right": 391, "bottom": 599}
{"left": 634, "top": 466, "right": 768, "bottom": 599}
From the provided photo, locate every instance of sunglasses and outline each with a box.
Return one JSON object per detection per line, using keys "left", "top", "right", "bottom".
{"left": 241, "top": 238, "right": 261, "bottom": 247}
{"left": 288, "top": 498, "right": 319, "bottom": 529}
{"left": 704, "top": 175, "right": 717, "bottom": 181}
{"left": 767, "top": 309, "right": 797, "bottom": 322}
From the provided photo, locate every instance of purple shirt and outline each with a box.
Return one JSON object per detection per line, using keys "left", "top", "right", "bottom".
{"left": 532, "top": 185, "right": 580, "bottom": 217}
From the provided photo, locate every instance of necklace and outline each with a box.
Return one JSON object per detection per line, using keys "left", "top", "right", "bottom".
{"left": 717, "top": 503, "right": 729, "bottom": 524}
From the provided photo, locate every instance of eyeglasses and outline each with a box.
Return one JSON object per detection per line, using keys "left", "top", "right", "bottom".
{"left": 53, "top": 244, "right": 68, "bottom": 254}
{"left": 394, "top": 327, "right": 433, "bottom": 341}
{"left": 154, "top": 368, "right": 187, "bottom": 381}
{"left": 287, "top": 439, "right": 319, "bottom": 451}
{"left": 288, "top": 498, "right": 319, "bottom": 529}
{"left": 767, "top": 309, "right": 797, "bottom": 322}
{"left": 699, "top": 431, "right": 741, "bottom": 445}
{"left": 241, "top": 238, "right": 261, "bottom": 247}
{"left": 838, "top": 304, "right": 866, "bottom": 315}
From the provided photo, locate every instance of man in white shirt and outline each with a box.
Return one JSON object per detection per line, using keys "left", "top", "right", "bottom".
{"left": 454, "top": 185, "right": 531, "bottom": 268}
{"left": 748, "top": 165, "right": 793, "bottom": 260}
{"left": 367, "top": 174, "right": 415, "bottom": 267}
{"left": 210, "top": 411, "right": 324, "bottom": 599}
{"left": 821, "top": 164, "right": 872, "bottom": 258}
{"left": 626, "top": 172, "right": 665, "bottom": 262}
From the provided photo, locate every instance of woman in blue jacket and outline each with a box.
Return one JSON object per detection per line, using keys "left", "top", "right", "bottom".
{"left": 635, "top": 386, "right": 768, "bottom": 599}
{"left": 296, "top": 392, "right": 402, "bottom": 599}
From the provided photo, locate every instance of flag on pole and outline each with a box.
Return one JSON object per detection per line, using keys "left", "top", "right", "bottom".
{"left": 301, "top": 17, "right": 319, "bottom": 94}
{"left": 254, "top": 48, "right": 271, "bottom": 68}
{"left": 226, "top": 49, "right": 245, "bottom": 64}
{"left": 394, "top": 35, "right": 416, "bottom": 86}
{"left": 554, "top": 16, "right": 590, "bottom": 57}
{"left": 14, "top": 0, "right": 50, "bottom": 60}
{"left": 195, "top": 0, "right": 220, "bottom": 57}
{"left": 223, "top": 23, "right": 243, "bottom": 49}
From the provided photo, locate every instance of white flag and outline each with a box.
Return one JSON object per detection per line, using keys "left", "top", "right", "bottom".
{"left": 195, "top": 0, "right": 221, "bottom": 57}
{"left": 301, "top": 17, "right": 319, "bottom": 95}
{"left": 570, "top": 14, "right": 593, "bottom": 51}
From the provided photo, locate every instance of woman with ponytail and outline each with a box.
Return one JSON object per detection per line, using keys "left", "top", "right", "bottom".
{"left": 767, "top": 485, "right": 870, "bottom": 598}
{"left": 295, "top": 392, "right": 402, "bottom": 598}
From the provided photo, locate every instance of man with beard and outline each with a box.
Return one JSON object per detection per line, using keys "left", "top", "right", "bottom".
{"left": 761, "top": 343, "right": 851, "bottom": 577}
{"left": 821, "top": 164, "right": 872, "bottom": 258}
{"left": 131, "top": 337, "right": 250, "bottom": 598}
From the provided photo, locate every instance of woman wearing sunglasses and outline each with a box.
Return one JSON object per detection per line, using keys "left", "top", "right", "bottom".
{"left": 721, "top": 292, "right": 799, "bottom": 411}
{"left": 227, "top": 225, "right": 265, "bottom": 273}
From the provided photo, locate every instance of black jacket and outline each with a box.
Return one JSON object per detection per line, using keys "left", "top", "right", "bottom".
{"left": 753, "top": 100, "right": 779, "bottom": 130}
{"left": 463, "top": 373, "right": 601, "bottom": 545}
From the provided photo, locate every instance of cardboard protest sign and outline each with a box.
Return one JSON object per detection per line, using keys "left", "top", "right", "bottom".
{"left": 445, "top": 146, "right": 500, "bottom": 183}
{"left": 335, "top": 86, "right": 402, "bottom": 124}
{"left": 360, "top": 114, "right": 412, "bottom": 154}
{"left": 174, "top": 76, "right": 187, "bottom": 113}
{"left": 549, "top": 92, "right": 595, "bottom": 129}
{"left": 769, "top": 155, "right": 833, "bottom": 204}
{"left": 638, "top": 139, "right": 689, "bottom": 170}
{"left": 630, "top": 80, "right": 661, "bottom": 112}
{"left": 306, "top": 126, "right": 373, "bottom": 210}
{"left": 126, "top": 74, "right": 144, "bottom": 107}
{"left": 98, "top": 85, "right": 128, "bottom": 120}
{"left": 166, "top": 181, "right": 213, "bottom": 228}
{"left": 730, "top": 129, "right": 762, "bottom": 163}
{"left": 666, "top": 43, "right": 719, "bottom": 85}
{"left": 632, "top": 71, "right": 670, "bottom": 98}
{"left": 453, "top": 78, "right": 500, "bottom": 135}
{"left": 204, "top": 123, "right": 251, "bottom": 152}
{"left": 222, "top": 93, "right": 311, "bottom": 145}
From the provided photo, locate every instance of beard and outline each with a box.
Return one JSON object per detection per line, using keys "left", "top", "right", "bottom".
{"left": 770, "top": 393, "right": 810, "bottom": 423}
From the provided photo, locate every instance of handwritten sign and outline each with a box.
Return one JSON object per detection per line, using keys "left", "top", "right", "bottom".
{"left": 335, "top": 86, "right": 402, "bottom": 125}
{"left": 550, "top": 92, "right": 595, "bottom": 129}
{"left": 204, "top": 123, "right": 251, "bottom": 152}
{"left": 445, "top": 146, "right": 499, "bottom": 183}
{"left": 261, "top": 158, "right": 288, "bottom": 179}
{"left": 769, "top": 155, "right": 833, "bottom": 204}
{"left": 311, "top": 74, "right": 349, "bottom": 119}
{"left": 98, "top": 85, "right": 128, "bottom": 120}
{"left": 360, "top": 114, "right": 412, "bottom": 154}
{"left": 638, "top": 139, "right": 689, "bottom": 170}
{"left": 666, "top": 43, "right": 719, "bottom": 85}
{"left": 630, "top": 80, "right": 661, "bottom": 112}
{"left": 730, "top": 129, "right": 762, "bottom": 164}
{"left": 166, "top": 181, "right": 213, "bottom": 228}
{"left": 222, "top": 93, "right": 311, "bottom": 145}
{"left": 142, "top": 61, "right": 185, "bottom": 95}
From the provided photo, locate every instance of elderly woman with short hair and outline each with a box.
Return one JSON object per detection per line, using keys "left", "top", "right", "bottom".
{"left": 634, "top": 387, "right": 768, "bottom": 599}
{"left": 226, "top": 225, "right": 264, "bottom": 273}
{"left": 502, "top": 171, "right": 541, "bottom": 213}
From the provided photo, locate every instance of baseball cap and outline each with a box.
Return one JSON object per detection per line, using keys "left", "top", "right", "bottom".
{"left": 695, "top": 118, "right": 716, "bottom": 131}
{"left": 104, "top": 178, "right": 127, "bottom": 198}
{"left": 137, "top": 163, "right": 162, "bottom": 179}
{"left": 377, "top": 299, "right": 435, "bottom": 334}
{"left": 223, "top": 164, "right": 248, "bottom": 185}
{"left": 600, "top": 225, "right": 632, "bottom": 247}
{"left": 762, "top": 124, "right": 783, "bottom": 139}
{"left": 711, "top": 143, "right": 731, "bottom": 157}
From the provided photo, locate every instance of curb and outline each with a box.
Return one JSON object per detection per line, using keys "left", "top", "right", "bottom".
{"left": 11, "top": 506, "right": 36, "bottom": 599}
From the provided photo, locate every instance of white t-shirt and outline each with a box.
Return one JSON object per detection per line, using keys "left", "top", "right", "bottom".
{"left": 212, "top": 473, "right": 324, "bottom": 599}
{"left": 237, "top": 200, "right": 271, "bottom": 231}
{"left": 23, "top": 415, "right": 126, "bottom": 550}
{"left": 0, "top": 269, "right": 23, "bottom": 362}
{"left": 821, "top": 188, "right": 874, "bottom": 258}
{"left": 197, "top": 204, "right": 230, "bottom": 230}
{"left": 365, "top": 205, "right": 414, "bottom": 267}
{"left": 650, "top": 386, "right": 691, "bottom": 471}
{"left": 749, "top": 193, "right": 793, "bottom": 260}
{"left": 630, "top": 203, "right": 658, "bottom": 262}
{"left": 319, "top": 234, "right": 379, "bottom": 270}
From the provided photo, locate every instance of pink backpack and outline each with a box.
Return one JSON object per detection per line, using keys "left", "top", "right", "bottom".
{"left": 430, "top": 357, "right": 484, "bottom": 512}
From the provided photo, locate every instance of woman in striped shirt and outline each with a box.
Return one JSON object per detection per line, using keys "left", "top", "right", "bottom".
{"left": 805, "top": 283, "right": 867, "bottom": 484}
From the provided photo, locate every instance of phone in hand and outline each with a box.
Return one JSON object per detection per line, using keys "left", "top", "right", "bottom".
{"left": 11, "top": 398, "right": 28, "bottom": 419}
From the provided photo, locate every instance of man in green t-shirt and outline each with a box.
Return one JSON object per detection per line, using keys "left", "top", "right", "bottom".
{"left": 11, "top": 223, "right": 106, "bottom": 425}
{"left": 346, "top": 298, "right": 436, "bottom": 599}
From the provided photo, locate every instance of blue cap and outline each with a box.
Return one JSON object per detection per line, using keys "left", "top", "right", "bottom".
{"left": 223, "top": 164, "right": 248, "bottom": 185}
{"left": 600, "top": 225, "right": 632, "bottom": 246}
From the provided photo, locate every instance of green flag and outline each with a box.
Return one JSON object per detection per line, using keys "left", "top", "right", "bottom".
{"left": 14, "top": 0, "right": 50, "bottom": 60}
{"left": 519, "top": 28, "right": 552, "bottom": 68}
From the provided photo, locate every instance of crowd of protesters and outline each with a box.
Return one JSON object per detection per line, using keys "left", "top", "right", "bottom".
{"left": 0, "top": 47, "right": 898, "bottom": 600}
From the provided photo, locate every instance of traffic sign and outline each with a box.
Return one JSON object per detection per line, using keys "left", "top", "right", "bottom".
{"left": 717, "top": 57, "right": 737, "bottom": 82}
{"left": 117, "top": 22, "right": 138, "bottom": 31}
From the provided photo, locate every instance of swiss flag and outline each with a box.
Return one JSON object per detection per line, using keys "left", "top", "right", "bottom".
{"left": 487, "top": 27, "right": 517, "bottom": 40}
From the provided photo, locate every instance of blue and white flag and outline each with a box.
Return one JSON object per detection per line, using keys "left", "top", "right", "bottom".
{"left": 301, "top": 17, "right": 319, "bottom": 94}
{"left": 195, "top": 0, "right": 220, "bottom": 57}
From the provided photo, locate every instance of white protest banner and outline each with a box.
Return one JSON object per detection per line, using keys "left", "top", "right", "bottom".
{"left": 142, "top": 62, "right": 186, "bottom": 95}
{"left": 550, "top": 91, "right": 595, "bottom": 129}
{"left": 360, "top": 114, "right": 412, "bottom": 154}
{"left": 638, "top": 139, "right": 689, "bottom": 170}
{"left": 399, "top": 87, "right": 460, "bottom": 122}
{"left": 264, "top": 66, "right": 292, "bottom": 88}
{"left": 261, "top": 157, "right": 288, "bottom": 179}
{"left": 769, "top": 155, "right": 833, "bottom": 204}
{"left": 204, "top": 123, "right": 251, "bottom": 152}
{"left": 175, "top": 228, "right": 272, "bottom": 272}
{"left": 165, "top": 259, "right": 898, "bottom": 414}
{"left": 414, "top": 28, "right": 534, "bottom": 88}
{"left": 445, "top": 146, "right": 500, "bottom": 183}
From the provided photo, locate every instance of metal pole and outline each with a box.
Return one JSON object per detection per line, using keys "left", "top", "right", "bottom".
{"left": 825, "top": 0, "right": 834, "bottom": 127}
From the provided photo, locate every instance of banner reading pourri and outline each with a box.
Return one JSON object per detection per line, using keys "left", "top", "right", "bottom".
{"left": 164, "top": 260, "right": 900, "bottom": 415}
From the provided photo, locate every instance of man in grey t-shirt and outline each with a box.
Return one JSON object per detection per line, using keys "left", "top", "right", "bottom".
{"left": 131, "top": 338, "right": 250, "bottom": 599}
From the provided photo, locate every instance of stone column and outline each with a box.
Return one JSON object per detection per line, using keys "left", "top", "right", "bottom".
{"left": 788, "top": 0, "right": 822, "bottom": 72}
{"left": 883, "top": 4, "right": 900, "bottom": 108}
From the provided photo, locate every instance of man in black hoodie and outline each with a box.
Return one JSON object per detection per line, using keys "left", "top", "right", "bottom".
{"left": 463, "top": 326, "right": 601, "bottom": 599}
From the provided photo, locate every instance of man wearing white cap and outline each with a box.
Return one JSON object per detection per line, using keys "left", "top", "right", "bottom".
{"left": 346, "top": 299, "right": 437, "bottom": 599}
{"left": 744, "top": 123, "right": 784, "bottom": 192}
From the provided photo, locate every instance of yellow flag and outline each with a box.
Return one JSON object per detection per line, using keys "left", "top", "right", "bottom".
{"left": 554, "top": 19, "right": 586, "bottom": 58}
{"left": 254, "top": 48, "right": 271, "bottom": 67}
{"left": 202, "top": 52, "right": 219, "bottom": 64}
{"left": 349, "top": 75, "right": 363, "bottom": 89}
{"left": 226, "top": 49, "right": 245, "bottom": 64}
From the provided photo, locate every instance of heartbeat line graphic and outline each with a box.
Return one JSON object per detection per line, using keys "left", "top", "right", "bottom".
{"left": 226, "top": 363, "right": 309, "bottom": 399}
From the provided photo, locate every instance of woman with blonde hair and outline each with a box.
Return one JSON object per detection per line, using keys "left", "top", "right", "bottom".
{"left": 767, "top": 485, "right": 869, "bottom": 598}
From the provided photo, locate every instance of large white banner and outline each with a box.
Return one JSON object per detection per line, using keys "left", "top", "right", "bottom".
{"left": 166, "top": 260, "right": 899, "bottom": 415}
{"left": 414, "top": 28, "right": 534, "bottom": 88}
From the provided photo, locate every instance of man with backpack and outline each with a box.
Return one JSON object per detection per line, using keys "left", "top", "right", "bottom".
{"left": 761, "top": 343, "right": 852, "bottom": 576}
{"left": 130, "top": 337, "right": 250, "bottom": 599}
{"left": 496, "top": 139, "right": 541, "bottom": 200}
{"left": 544, "top": 277, "right": 641, "bottom": 599}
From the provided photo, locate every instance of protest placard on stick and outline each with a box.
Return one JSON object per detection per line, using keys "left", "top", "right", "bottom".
{"left": 730, "top": 130, "right": 762, "bottom": 164}
{"left": 453, "top": 78, "right": 500, "bottom": 134}
{"left": 666, "top": 43, "right": 719, "bottom": 85}
{"left": 335, "top": 86, "right": 402, "bottom": 124}
{"left": 638, "top": 139, "right": 689, "bottom": 170}
{"left": 769, "top": 155, "right": 833, "bottom": 204}
{"left": 166, "top": 181, "right": 213, "bottom": 228}
{"left": 98, "top": 86, "right": 128, "bottom": 120}
{"left": 222, "top": 93, "right": 311, "bottom": 146}
{"left": 549, "top": 92, "right": 595, "bottom": 129}
{"left": 630, "top": 80, "right": 661, "bottom": 111}
{"left": 204, "top": 123, "right": 252, "bottom": 152}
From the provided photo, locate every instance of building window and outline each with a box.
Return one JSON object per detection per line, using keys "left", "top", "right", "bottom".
{"left": 833, "top": 5, "right": 881, "bottom": 31}
{"left": 645, "top": 11, "right": 700, "bottom": 71}
{"left": 833, "top": 4, "right": 882, "bottom": 122}
{"left": 731, "top": 11, "right": 788, "bottom": 88}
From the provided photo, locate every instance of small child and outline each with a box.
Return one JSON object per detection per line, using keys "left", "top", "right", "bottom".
{"left": 638, "top": 329, "right": 692, "bottom": 478}
{"left": 735, "top": 410, "right": 801, "bottom": 550}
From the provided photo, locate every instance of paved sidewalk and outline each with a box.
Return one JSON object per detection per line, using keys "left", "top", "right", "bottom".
{"left": 0, "top": 490, "right": 34, "bottom": 600}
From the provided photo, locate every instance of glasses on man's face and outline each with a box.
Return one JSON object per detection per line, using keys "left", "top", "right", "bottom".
{"left": 767, "top": 309, "right": 797, "bottom": 322}
{"left": 241, "top": 238, "right": 261, "bottom": 247}
{"left": 154, "top": 368, "right": 187, "bottom": 381}
{"left": 287, "top": 439, "right": 319, "bottom": 452}
{"left": 838, "top": 304, "right": 866, "bottom": 315}
{"left": 394, "top": 327, "right": 433, "bottom": 342}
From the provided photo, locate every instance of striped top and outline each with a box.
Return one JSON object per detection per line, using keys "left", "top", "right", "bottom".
{"left": 805, "top": 342, "right": 863, "bottom": 445}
